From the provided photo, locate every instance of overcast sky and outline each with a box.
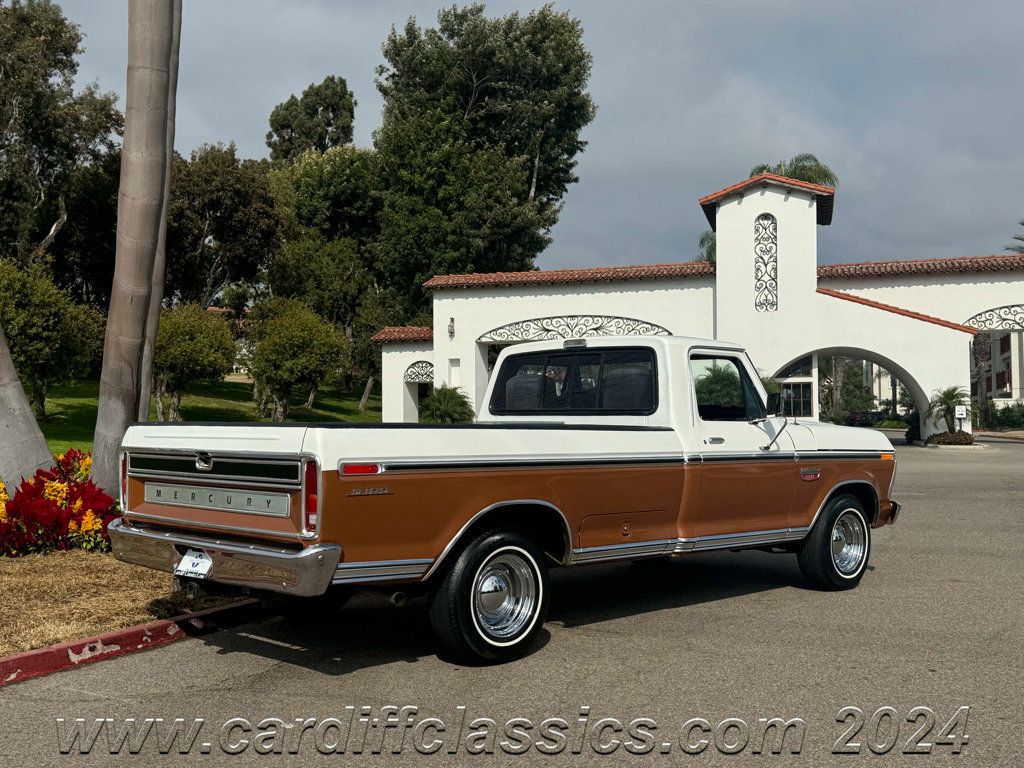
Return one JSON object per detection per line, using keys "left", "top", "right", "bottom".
{"left": 64, "top": 0, "right": 1023, "bottom": 269}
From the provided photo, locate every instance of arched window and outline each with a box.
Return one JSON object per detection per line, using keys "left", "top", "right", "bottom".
{"left": 754, "top": 213, "right": 778, "bottom": 311}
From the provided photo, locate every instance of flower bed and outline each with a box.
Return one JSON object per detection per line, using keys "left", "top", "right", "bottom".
{"left": 0, "top": 450, "right": 118, "bottom": 557}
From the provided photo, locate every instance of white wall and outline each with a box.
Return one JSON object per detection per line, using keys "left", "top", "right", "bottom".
{"left": 380, "top": 343, "right": 432, "bottom": 423}
{"left": 711, "top": 183, "right": 974, "bottom": 435}
{"left": 822, "top": 272, "right": 1023, "bottom": 326}
{"left": 431, "top": 278, "right": 715, "bottom": 410}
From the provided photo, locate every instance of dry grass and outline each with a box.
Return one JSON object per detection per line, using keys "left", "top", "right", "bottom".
{"left": 0, "top": 550, "right": 230, "bottom": 657}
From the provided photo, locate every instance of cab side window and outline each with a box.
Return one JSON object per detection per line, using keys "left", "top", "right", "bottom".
{"left": 690, "top": 354, "right": 764, "bottom": 421}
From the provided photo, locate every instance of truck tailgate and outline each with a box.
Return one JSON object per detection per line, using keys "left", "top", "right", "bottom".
{"left": 120, "top": 424, "right": 312, "bottom": 543}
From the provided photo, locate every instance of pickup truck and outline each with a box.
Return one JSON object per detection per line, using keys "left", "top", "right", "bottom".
{"left": 111, "top": 335, "right": 900, "bottom": 662}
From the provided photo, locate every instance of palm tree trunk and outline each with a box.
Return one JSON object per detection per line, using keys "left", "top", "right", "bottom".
{"left": 0, "top": 326, "right": 53, "bottom": 488}
{"left": 138, "top": 0, "right": 181, "bottom": 422}
{"left": 92, "top": 0, "right": 174, "bottom": 495}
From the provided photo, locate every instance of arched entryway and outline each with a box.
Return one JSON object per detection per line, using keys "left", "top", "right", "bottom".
{"left": 773, "top": 346, "right": 931, "bottom": 432}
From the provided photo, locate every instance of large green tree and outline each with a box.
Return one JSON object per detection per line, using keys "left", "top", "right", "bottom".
{"left": 268, "top": 235, "right": 370, "bottom": 333}
{"left": 0, "top": 0, "right": 122, "bottom": 264}
{"left": 378, "top": 4, "right": 596, "bottom": 209}
{"left": 375, "top": 108, "right": 554, "bottom": 312}
{"left": 750, "top": 153, "right": 838, "bottom": 186}
{"left": 266, "top": 75, "right": 356, "bottom": 162}
{"left": 374, "top": 3, "right": 595, "bottom": 313}
{"left": 272, "top": 145, "right": 380, "bottom": 247}
{"left": 165, "top": 143, "right": 284, "bottom": 307}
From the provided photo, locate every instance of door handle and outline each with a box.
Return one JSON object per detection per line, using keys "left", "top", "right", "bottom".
{"left": 707, "top": 436, "right": 725, "bottom": 445}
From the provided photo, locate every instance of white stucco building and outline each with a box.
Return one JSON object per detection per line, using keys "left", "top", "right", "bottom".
{"left": 374, "top": 173, "right": 1024, "bottom": 436}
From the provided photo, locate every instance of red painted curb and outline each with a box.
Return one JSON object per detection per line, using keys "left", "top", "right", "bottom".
{"left": 0, "top": 598, "right": 258, "bottom": 688}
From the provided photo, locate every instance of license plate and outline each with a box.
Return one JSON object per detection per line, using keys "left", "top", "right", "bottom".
{"left": 144, "top": 482, "right": 290, "bottom": 517}
{"left": 174, "top": 549, "right": 213, "bottom": 579}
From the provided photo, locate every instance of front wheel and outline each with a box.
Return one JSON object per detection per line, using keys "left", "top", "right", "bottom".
{"left": 797, "top": 494, "right": 871, "bottom": 590}
{"left": 428, "top": 530, "right": 549, "bottom": 663}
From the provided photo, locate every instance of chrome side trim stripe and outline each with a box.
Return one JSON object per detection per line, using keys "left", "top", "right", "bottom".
{"left": 333, "top": 558, "right": 433, "bottom": 584}
{"left": 672, "top": 527, "right": 808, "bottom": 552}
{"left": 570, "top": 527, "right": 815, "bottom": 564}
{"left": 569, "top": 539, "right": 675, "bottom": 564}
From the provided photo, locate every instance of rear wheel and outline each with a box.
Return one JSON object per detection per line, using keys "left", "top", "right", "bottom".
{"left": 797, "top": 494, "right": 871, "bottom": 590}
{"left": 428, "top": 529, "right": 549, "bottom": 663}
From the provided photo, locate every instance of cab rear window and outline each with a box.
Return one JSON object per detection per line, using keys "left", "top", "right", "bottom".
{"left": 489, "top": 347, "right": 657, "bottom": 415}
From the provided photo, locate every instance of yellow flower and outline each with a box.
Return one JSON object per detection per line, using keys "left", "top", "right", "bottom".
{"left": 79, "top": 510, "right": 101, "bottom": 533}
{"left": 0, "top": 482, "right": 7, "bottom": 522}
{"left": 43, "top": 480, "right": 69, "bottom": 508}
{"left": 72, "top": 498, "right": 83, "bottom": 513}
{"left": 68, "top": 518, "right": 78, "bottom": 533}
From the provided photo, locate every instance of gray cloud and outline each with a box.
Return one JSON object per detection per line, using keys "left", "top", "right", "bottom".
{"left": 65, "top": 0, "right": 1024, "bottom": 267}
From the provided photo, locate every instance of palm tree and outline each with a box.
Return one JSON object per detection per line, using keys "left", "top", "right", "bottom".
{"left": 925, "top": 386, "right": 970, "bottom": 434}
{"left": 138, "top": 0, "right": 182, "bottom": 421}
{"left": 695, "top": 230, "right": 716, "bottom": 263}
{"left": 1006, "top": 219, "right": 1024, "bottom": 254}
{"left": 419, "top": 385, "right": 475, "bottom": 424}
{"left": 750, "top": 153, "right": 838, "bottom": 187}
{"left": 93, "top": 0, "right": 175, "bottom": 493}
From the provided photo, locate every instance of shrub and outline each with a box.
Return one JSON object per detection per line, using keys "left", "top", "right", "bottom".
{"left": 419, "top": 385, "right": 475, "bottom": 424}
{"left": 153, "top": 304, "right": 236, "bottom": 421}
{"left": 925, "top": 386, "right": 970, "bottom": 434}
{"left": 0, "top": 262, "right": 104, "bottom": 419}
{"left": 874, "top": 419, "right": 909, "bottom": 429}
{"left": 925, "top": 430, "right": 975, "bottom": 446}
{"left": 247, "top": 299, "right": 348, "bottom": 421}
{"left": 0, "top": 450, "right": 118, "bottom": 557}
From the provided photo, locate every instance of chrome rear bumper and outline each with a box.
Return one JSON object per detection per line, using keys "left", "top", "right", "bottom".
{"left": 108, "top": 518, "right": 341, "bottom": 597}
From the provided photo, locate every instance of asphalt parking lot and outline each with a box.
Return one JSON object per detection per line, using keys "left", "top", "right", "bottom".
{"left": 2, "top": 442, "right": 1022, "bottom": 767}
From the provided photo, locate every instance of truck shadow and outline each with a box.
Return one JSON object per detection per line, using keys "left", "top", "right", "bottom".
{"left": 196, "top": 549, "right": 804, "bottom": 676}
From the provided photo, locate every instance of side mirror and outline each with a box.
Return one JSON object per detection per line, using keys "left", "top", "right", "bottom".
{"left": 767, "top": 391, "right": 783, "bottom": 417}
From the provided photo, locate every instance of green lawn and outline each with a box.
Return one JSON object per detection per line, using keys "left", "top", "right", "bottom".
{"left": 40, "top": 379, "right": 381, "bottom": 455}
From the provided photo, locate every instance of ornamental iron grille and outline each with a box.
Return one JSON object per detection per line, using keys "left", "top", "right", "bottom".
{"left": 964, "top": 305, "right": 1024, "bottom": 330}
{"left": 477, "top": 315, "right": 671, "bottom": 343}
{"left": 403, "top": 360, "right": 434, "bottom": 383}
{"left": 753, "top": 213, "right": 778, "bottom": 312}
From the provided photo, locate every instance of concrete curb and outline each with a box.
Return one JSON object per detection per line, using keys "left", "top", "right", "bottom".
{"left": 924, "top": 443, "right": 987, "bottom": 450}
{"left": 0, "top": 598, "right": 258, "bottom": 688}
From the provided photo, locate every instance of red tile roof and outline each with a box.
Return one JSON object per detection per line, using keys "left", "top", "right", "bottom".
{"left": 698, "top": 173, "right": 835, "bottom": 229}
{"left": 817, "top": 254, "right": 1024, "bottom": 280}
{"left": 816, "top": 288, "right": 977, "bottom": 335}
{"left": 372, "top": 326, "right": 432, "bottom": 343}
{"left": 423, "top": 261, "right": 715, "bottom": 290}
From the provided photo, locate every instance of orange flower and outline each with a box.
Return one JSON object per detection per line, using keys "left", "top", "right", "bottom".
{"left": 43, "top": 480, "right": 69, "bottom": 508}
{"left": 79, "top": 510, "right": 101, "bottom": 533}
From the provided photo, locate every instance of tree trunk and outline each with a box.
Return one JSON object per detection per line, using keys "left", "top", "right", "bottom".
{"left": 93, "top": 0, "right": 174, "bottom": 495}
{"left": 0, "top": 326, "right": 53, "bottom": 488}
{"left": 272, "top": 395, "right": 288, "bottom": 423}
{"left": 154, "top": 379, "right": 165, "bottom": 421}
{"left": 168, "top": 390, "right": 182, "bottom": 422}
{"left": 138, "top": 0, "right": 182, "bottom": 422}
{"left": 30, "top": 386, "right": 47, "bottom": 422}
{"left": 358, "top": 375, "right": 374, "bottom": 412}
{"left": 304, "top": 384, "right": 318, "bottom": 409}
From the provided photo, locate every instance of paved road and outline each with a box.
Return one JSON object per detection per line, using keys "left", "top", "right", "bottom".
{"left": 3, "top": 443, "right": 1022, "bottom": 767}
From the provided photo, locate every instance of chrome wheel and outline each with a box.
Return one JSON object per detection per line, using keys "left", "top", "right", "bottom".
{"left": 472, "top": 549, "right": 538, "bottom": 642}
{"left": 831, "top": 509, "right": 867, "bottom": 575}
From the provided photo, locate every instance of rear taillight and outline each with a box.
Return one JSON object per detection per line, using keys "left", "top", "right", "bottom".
{"left": 119, "top": 452, "right": 128, "bottom": 511}
{"left": 303, "top": 460, "right": 319, "bottom": 532}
